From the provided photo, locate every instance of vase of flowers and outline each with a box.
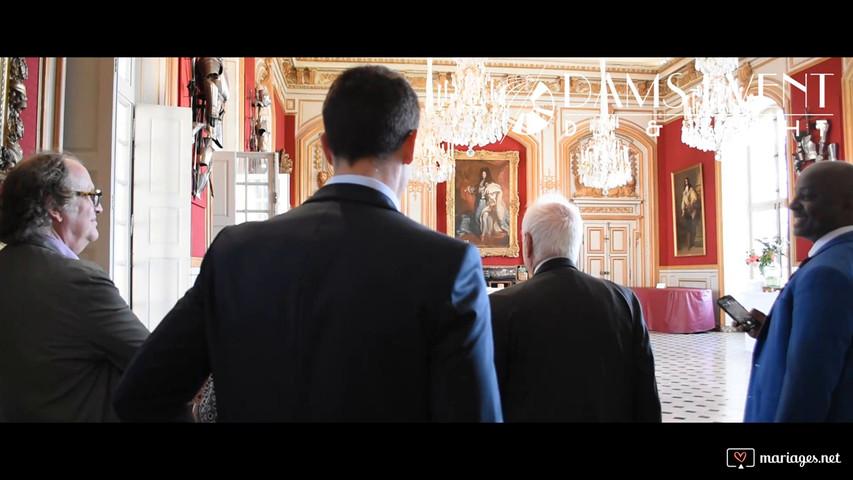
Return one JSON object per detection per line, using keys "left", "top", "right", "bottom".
{"left": 745, "top": 235, "right": 787, "bottom": 288}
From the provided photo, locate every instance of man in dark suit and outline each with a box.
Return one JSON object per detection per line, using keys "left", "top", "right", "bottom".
{"left": 743, "top": 160, "right": 853, "bottom": 422}
{"left": 489, "top": 193, "right": 660, "bottom": 422}
{"left": 114, "top": 65, "right": 503, "bottom": 422}
{"left": 0, "top": 152, "right": 150, "bottom": 422}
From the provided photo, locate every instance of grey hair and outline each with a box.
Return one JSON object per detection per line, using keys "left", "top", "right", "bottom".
{"left": 0, "top": 151, "right": 80, "bottom": 244}
{"left": 521, "top": 192, "right": 583, "bottom": 264}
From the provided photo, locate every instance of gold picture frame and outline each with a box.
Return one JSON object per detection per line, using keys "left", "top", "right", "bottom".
{"left": 671, "top": 163, "right": 707, "bottom": 257}
{"left": 0, "top": 57, "right": 9, "bottom": 151}
{"left": 1, "top": 57, "right": 27, "bottom": 180}
{"left": 446, "top": 150, "right": 520, "bottom": 257}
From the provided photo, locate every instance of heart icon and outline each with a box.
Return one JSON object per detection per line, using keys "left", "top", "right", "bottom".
{"left": 734, "top": 451, "right": 747, "bottom": 463}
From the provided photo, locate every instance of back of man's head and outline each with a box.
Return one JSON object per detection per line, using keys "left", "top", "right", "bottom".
{"left": 0, "top": 152, "right": 75, "bottom": 244}
{"left": 321, "top": 65, "right": 419, "bottom": 165}
{"left": 522, "top": 192, "right": 583, "bottom": 264}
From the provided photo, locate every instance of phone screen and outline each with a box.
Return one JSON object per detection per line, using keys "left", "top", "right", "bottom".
{"left": 717, "top": 295, "right": 758, "bottom": 329}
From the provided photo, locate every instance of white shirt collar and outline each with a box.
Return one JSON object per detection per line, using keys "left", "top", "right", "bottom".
{"left": 533, "top": 256, "right": 570, "bottom": 275}
{"left": 38, "top": 234, "right": 79, "bottom": 259}
{"left": 324, "top": 174, "right": 401, "bottom": 212}
{"left": 809, "top": 225, "right": 853, "bottom": 257}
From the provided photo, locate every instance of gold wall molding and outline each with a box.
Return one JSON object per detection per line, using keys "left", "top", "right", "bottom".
{"left": 540, "top": 171, "right": 558, "bottom": 193}
{"left": 843, "top": 58, "right": 853, "bottom": 163}
{"left": 579, "top": 206, "right": 636, "bottom": 214}
{"left": 286, "top": 57, "right": 672, "bottom": 74}
{"left": 278, "top": 149, "right": 293, "bottom": 174}
{"left": 785, "top": 57, "right": 831, "bottom": 76}
{"left": 714, "top": 159, "right": 725, "bottom": 298}
{"left": 38, "top": 58, "right": 66, "bottom": 152}
{"left": 660, "top": 264, "right": 719, "bottom": 270}
{"left": 294, "top": 115, "right": 324, "bottom": 206}
{"left": 505, "top": 130, "right": 539, "bottom": 206}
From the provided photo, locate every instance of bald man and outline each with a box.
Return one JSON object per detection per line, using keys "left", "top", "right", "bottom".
{"left": 744, "top": 160, "right": 853, "bottom": 422}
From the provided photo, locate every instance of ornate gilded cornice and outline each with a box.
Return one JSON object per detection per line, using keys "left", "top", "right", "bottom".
{"left": 272, "top": 57, "right": 758, "bottom": 118}
{"left": 275, "top": 57, "right": 686, "bottom": 99}
{"left": 288, "top": 57, "right": 674, "bottom": 74}
{"left": 578, "top": 206, "right": 637, "bottom": 214}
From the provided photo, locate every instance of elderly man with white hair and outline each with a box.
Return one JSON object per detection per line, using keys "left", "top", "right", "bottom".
{"left": 488, "top": 192, "right": 661, "bottom": 422}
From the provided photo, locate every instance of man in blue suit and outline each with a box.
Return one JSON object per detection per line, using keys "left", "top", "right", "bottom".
{"left": 744, "top": 160, "right": 853, "bottom": 422}
{"left": 114, "top": 65, "right": 503, "bottom": 422}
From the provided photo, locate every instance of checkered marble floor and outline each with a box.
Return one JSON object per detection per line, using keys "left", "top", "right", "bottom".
{"left": 649, "top": 331, "right": 755, "bottom": 423}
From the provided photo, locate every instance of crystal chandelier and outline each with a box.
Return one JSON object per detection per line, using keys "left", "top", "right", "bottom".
{"left": 434, "top": 58, "right": 510, "bottom": 157}
{"left": 410, "top": 58, "right": 455, "bottom": 187}
{"left": 682, "top": 57, "right": 757, "bottom": 160}
{"left": 577, "top": 59, "right": 632, "bottom": 195}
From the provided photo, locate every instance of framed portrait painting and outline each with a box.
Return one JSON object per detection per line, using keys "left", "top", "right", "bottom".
{"left": 671, "top": 163, "right": 707, "bottom": 257}
{"left": 446, "top": 150, "right": 519, "bottom": 257}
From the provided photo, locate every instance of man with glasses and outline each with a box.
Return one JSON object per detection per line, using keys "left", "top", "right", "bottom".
{"left": 0, "top": 151, "right": 149, "bottom": 422}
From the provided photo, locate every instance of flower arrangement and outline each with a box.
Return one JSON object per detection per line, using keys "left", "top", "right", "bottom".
{"left": 745, "top": 235, "right": 787, "bottom": 275}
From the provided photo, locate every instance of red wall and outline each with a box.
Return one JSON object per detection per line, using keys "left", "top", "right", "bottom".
{"left": 243, "top": 58, "right": 255, "bottom": 152}
{"left": 436, "top": 136, "right": 527, "bottom": 266}
{"left": 788, "top": 57, "right": 844, "bottom": 262}
{"left": 180, "top": 58, "right": 209, "bottom": 258}
{"left": 657, "top": 119, "right": 718, "bottom": 266}
{"left": 273, "top": 92, "right": 296, "bottom": 209}
{"left": 274, "top": 95, "right": 285, "bottom": 153}
{"left": 272, "top": 96, "right": 298, "bottom": 209}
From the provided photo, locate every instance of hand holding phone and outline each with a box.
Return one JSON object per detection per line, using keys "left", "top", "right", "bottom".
{"left": 717, "top": 295, "right": 761, "bottom": 331}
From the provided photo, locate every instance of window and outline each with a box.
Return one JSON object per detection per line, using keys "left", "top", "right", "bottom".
{"left": 235, "top": 155, "right": 276, "bottom": 224}
{"left": 721, "top": 97, "right": 790, "bottom": 296}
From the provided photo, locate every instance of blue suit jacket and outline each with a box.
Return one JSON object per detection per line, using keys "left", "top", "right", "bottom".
{"left": 744, "top": 230, "right": 853, "bottom": 422}
{"left": 114, "top": 183, "right": 502, "bottom": 422}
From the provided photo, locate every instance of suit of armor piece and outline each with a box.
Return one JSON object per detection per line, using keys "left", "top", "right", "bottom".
{"left": 251, "top": 86, "right": 272, "bottom": 152}
{"left": 195, "top": 57, "right": 229, "bottom": 147}
{"left": 190, "top": 58, "right": 230, "bottom": 198}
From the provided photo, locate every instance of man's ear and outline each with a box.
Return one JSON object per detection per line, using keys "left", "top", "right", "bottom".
{"left": 320, "top": 133, "right": 335, "bottom": 167}
{"left": 400, "top": 129, "right": 418, "bottom": 166}
{"left": 524, "top": 232, "right": 534, "bottom": 259}
{"left": 47, "top": 201, "right": 63, "bottom": 223}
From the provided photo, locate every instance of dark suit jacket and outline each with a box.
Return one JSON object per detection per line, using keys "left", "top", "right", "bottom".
{"left": 0, "top": 238, "right": 150, "bottom": 422}
{"left": 489, "top": 257, "right": 661, "bottom": 422}
{"left": 745, "top": 230, "right": 853, "bottom": 422}
{"left": 114, "top": 183, "right": 502, "bottom": 422}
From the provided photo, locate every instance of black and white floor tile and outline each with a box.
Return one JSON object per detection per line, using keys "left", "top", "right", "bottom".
{"left": 650, "top": 331, "right": 755, "bottom": 423}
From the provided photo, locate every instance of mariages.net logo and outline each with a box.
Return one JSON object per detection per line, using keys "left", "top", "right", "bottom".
{"left": 727, "top": 448, "right": 843, "bottom": 469}
{"left": 727, "top": 448, "right": 756, "bottom": 469}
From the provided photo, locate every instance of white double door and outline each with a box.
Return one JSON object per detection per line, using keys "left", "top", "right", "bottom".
{"left": 580, "top": 219, "right": 637, "bottom": 287}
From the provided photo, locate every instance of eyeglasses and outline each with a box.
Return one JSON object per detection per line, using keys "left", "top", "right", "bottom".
{"left": 75, "top": 189, "right": 102, "bottom": 207}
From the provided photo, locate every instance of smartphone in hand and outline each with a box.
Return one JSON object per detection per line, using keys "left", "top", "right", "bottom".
{"left": 717, "top": 295, "right": 760, "bottom": 330}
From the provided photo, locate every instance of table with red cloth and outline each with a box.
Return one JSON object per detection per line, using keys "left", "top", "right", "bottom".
{"left": 629, "top": 287, "right": 716, "bottom": 333}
